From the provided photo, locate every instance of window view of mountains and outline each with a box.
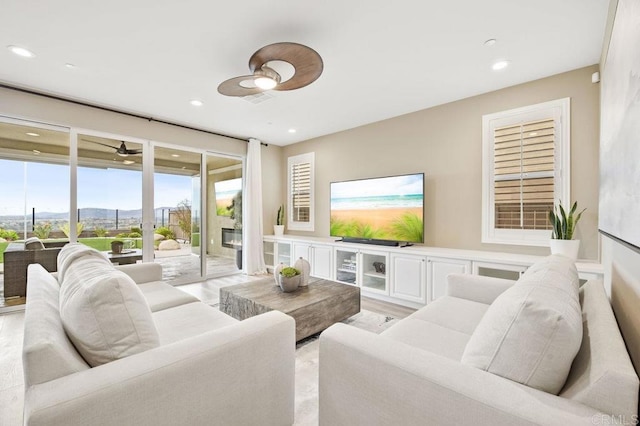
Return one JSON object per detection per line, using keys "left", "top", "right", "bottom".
{"left": 0, "top": 207, "right": 175, "bottom": 231}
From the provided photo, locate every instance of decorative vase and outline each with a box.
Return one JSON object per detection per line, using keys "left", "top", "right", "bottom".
{"left": 273, "top": 263, "right": 285, "bottom": 285}
{"left": 549, "top": 239, "right": 580, "bottom": 260}
{"left": 274, "top": 225, "right": 284, "bottom": 236}
{"left": 294, "top": 257, "right": 311, "bottom": 287}
{"left": 278, "top": 274, "right": 300, "bottom": 292}
{"left": 111, "top": 241, "right": 124, "bottom": 254}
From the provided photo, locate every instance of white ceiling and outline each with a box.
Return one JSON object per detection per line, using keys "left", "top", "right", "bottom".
{"left": 0, "top": 0, "right": 609, "bottom": 146}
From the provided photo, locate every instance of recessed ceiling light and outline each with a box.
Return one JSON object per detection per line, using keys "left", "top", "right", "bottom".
{"left": 123, "top": 160, "right": 135, "bottom": 165}
{"left": 26, "top": 132, "right": 40, "bottom": 137}
{"left": 529, "top": 132, "right": 538, "bottom": 137}
{"left": 190, "top": 100, "right": 203, "bottom": 107}
{"left": 171, "top": 154, "right": 180, "bottom": 158}
{"left": 484, "top": 39, "right": 497, "bottom": 46}
{"left": 492, "top": 60, "right": 510, "bottom": 71}
{"left": 32, "top": 150, "right": 41, "bottom": 155}
{"left": 65, "top": 63, "right": 76, "bottom": 69}
{"left": 181, "top": 166, "right": 186, "bottom": 169}
{"left": 288, "top": 129, "right": 296, "bottom": 134}
{"left": 8, "top": 45, "right": 35, "bottom": 58}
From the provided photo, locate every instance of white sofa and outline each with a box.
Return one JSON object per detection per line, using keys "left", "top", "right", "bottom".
{"left": 23, "top": 248, "right": 295, "bottom": 426}
{"left": 319, "top": 255, "right": 639, "bottom": 425}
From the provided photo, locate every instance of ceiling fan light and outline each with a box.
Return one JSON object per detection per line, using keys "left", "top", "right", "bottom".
{"left": 255, "top": 76, "right": 278, "bottom": 90}
{"left": 117, "top": 152, "right": 129, "bottom": 157}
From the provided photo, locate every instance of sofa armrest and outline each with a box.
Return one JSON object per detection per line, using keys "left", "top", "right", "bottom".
{"left": 319, "top": 324, "right": 603, "bottom": 426}
{"left": 446, "top": 273, "right": 516, "bottom": 304}
{"left": 115, "top": 262, "right": 163, "bottom": 284}
{"left": 25, "top": 311, "right": 295, "bottom": 426}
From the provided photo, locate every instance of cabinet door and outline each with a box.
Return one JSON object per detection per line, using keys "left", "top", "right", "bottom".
{"left": 360, "top": 250, "right": 389, "bottom": 295}
{"left": 428, "top": 257, "right": 471, "bottom": 302}
{"left": 311, "top": 244, "right": 333, "bottom": 279}
{"left": 292, "top": 242, "right": 311, "bottom": 262}
{"left": 276, "top": 242, "right": 292, "bottom": 266}
{"left": 391, "top": 254, "right": 426, "bottom": 304}
{"left": 263, "top": 241, "right": 275, "bottom": 267}
{"left": 335, "top": 248, "right": 358, "bottom": 285}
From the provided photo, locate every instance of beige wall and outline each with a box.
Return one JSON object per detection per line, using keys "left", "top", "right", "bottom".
{"left": 0, "top": 87, "right": 283, "bottom": 234}
{"left": 282, "top": 65, "right": 601, "bottom": 260}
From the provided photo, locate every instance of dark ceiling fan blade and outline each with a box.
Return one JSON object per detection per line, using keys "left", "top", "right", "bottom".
{"left": 83, "top": 139, "right": 118, "bottom": 150}
{"left": 127, "top": 149, "right": 143, "bottom": 155}
{"left": 217, "top": 75, "right": 264, "bottom": 97}
{"left": 249, "top": 42, "right": 323, "bottom": 91}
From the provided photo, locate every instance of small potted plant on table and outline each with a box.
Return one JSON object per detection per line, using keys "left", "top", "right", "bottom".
{"left": 278, "top": 266, "right": 301, "bottom": 292}
{"left": 548, "top": 201, "right": 585, "bottom": 260}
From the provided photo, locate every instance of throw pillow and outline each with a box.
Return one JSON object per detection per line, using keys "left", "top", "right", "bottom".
{"left": 461, "top": 255, "right": 582, "bottom": 394}
{"left": 24, "top": 236, "right": 45, "bottom": 250}
{"left": 59, "top": 249, "right": 159, "bottom": 367}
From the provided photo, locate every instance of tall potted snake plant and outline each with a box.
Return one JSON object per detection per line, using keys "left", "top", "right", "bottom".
{"left": 548, "top": 201, "right": 585, "bottom": 260}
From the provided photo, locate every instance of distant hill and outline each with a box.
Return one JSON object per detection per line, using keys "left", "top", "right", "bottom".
{"left": 0, "top": 207, "right": 175, "bottom": 220}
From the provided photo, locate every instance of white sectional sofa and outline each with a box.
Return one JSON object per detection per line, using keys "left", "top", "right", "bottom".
{"left": 23, "top": 244, "right": 295, "bottom": 426}
{"left": 319, "top": 255, "right": 639, "bottom": 425}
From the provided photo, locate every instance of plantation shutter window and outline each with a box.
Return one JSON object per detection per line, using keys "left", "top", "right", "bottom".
{"left": 493, "top": 119, "right": 555, "bottom": 231}
{"left": 482, "top": 98, "right": 570, "bottom": 246}
{"left": 288, "top": 152, "right": 315, "bottom": 231}
{"left": 291, "top": 162, "right": 311, "bottom": 222}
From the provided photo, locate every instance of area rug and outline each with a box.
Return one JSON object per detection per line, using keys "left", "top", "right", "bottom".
{"left": 293, "top": 310, "right": 399, "bottom": 426}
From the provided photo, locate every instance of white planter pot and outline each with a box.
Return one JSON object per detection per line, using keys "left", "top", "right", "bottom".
{"left": 549, "top": 239, "right": 580, "bottom": 260}
{"left": 274, "top": 225, "right": 284, "bottom": 236}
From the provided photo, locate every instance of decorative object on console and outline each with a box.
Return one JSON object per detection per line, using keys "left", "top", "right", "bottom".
{"left": 278, "top": 266, "right": 301, "bottom": 292}
{"left": 218, "top": 42, "right": 323, "bottom": 97}
{"left": 110, "top": 240, "right": 124, "bottom": 254}
{"left": 274, "top": 204, "right": 285, "bottom": 236}
{"left": 294, "top": 257, "right": 311, "bottom": 287}
{"left": 372, "top": 261, "right": 385, "bottom": 274}
{"left": 548, "top": 201, "right": 585, "bottom": 260}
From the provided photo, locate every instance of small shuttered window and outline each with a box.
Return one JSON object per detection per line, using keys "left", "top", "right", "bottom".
{"left": 291, "top": 162, "right": 311, "bottom": 222}
{"left": 494, "top": 119, "right": 555, "bottom": 231}
{"left": 482, "top": 98, "right": 569, "bottom": 246}
{"left": 288, "top": 152, "right": 314, "bottom": 231}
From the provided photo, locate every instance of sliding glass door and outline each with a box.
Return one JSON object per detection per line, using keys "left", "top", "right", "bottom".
{"left": 76, "top": 134, "right": 144, "bottom": 258}
{"left": 0, "top": 118, "right": 70, "bottom": 304}
{"left": 153, "top": 145, "right": 202, "bottom": 284}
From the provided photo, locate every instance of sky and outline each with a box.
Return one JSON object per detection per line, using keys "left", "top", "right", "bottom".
{"left": 0, "top": 159, "right": 191, "bottom": 216}
{"left": 330, "top": 173, "right": 424, "bottom": 199}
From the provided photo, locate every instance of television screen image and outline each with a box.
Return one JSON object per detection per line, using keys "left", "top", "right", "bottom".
{"left": 330, "top": 173, "right": 424, "bottom": 243}
{"left": 214, "top": 178, "right": 242, "bottom": 217}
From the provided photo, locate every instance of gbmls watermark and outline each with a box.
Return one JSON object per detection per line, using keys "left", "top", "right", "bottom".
{"left": 591, "top": 414, "right": 639, "bottom": 425}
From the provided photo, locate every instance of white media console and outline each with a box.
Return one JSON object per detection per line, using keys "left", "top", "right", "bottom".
{"left": 263, "top": 234, "right": 603, "bottom": 309}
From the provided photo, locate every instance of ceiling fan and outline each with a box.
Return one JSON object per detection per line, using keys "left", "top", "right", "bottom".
{"left": 87, "top": 140, "right": 142, "bottom": 157}
{"left": 218, "top": 42, "right": 323, "bottom": 97}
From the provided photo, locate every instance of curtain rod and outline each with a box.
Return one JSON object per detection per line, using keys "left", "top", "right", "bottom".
{"left": 0, "top": 83, "right": 268, "bottom": 146}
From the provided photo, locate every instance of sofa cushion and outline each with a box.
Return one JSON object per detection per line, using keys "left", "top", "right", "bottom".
{"left": 23, "top": 264, "right": 90, "bottom": 386}
{"left": 138, "top": 281, "right": 199, "bottom": 312}
{"left": 382, "top": 296, "right": 490, "bottom": 360}
{"left": 24, "top": 236, "right": 45, "bottom": 250}
{"left": 153, "top": 302, "right": 239, "bottom": 345}
{"left": 461, "top": 255, "right": 582, "bottom": 394}
{"left": 59, "top": 245, "right": 160, "bottom": 367}
{"left": 57, "top": 242, "right": 110, "bottom": 282}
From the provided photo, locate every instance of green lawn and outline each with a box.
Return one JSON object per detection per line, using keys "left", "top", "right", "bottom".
{"left": 0, "top": 238, "right": 143, "bottom": 264}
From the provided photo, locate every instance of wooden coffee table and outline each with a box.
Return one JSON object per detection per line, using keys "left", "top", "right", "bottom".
{"left": 220, "top": 277, "right": 361, "bottom": 341}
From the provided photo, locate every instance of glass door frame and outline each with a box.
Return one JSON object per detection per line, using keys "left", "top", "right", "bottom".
{"left": 0, "top": 115, "right": 248, "bottom": 283}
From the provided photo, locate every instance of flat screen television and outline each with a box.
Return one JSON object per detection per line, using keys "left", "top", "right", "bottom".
{"left": 214, "top": 178, "right": 242, "bottom": 217}
{"left": 330, "top": 173, "right": 424, "bottom": 244}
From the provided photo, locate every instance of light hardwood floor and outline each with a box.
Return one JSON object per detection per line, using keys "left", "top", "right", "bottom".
{"left": 0, "top": 274, "right": 415, "bottom": 426}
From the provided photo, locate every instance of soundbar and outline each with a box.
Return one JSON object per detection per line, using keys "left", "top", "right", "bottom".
{"left": 340, "top": 237, "right": 400, "bottom": 247}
